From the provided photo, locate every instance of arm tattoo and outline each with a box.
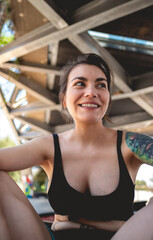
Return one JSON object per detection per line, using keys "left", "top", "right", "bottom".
{"left": 125, "top": 132, "right": 153, "bottom": 165}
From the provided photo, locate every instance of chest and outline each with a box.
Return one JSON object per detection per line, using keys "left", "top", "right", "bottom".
{"left": 61, "top": 146, "right": 119, "bottom": 196}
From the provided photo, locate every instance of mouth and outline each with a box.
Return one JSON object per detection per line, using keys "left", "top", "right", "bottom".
{"left": 78, "top": 103, "right": 100, "bottom": 108}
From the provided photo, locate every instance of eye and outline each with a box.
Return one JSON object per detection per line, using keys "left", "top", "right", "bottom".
{"left": 97, "top": 82, "right": 107, "bottom": 88}
{"left": 74, "top": 81, "right": 85, "bottom": 87}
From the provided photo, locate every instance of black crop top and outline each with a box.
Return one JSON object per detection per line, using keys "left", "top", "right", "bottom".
{"left": 47, "top": 130, "right": 135, "bottom": 221}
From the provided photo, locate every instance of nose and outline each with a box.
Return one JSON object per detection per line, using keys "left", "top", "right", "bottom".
{"left": 84, "top": 85, "right": 97, "bottom": 98}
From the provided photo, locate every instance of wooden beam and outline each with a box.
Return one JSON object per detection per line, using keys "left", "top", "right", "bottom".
{"left": 107, "top": 111, "right": 152, "bottom": 127}
{"left": 0, "top": 89, "right": 20, "bottom": 144}
{"left": 9, "top": 102, "right": 61, "bottom": 116}
{"left": 11, "top": 116, "right": 53, "bottom": 135}
{"left": 74, "top": 33, "right": 153, "bottom": 116}
{"left": 46, "top": 41, "right": 60, "bottom": 122}
{"left": 72, "top": 0, "right": 129, "bottom": 21}
{"left": 131, "top": 71, "right": 153, "bottom": 89}
{"left": 0, "top": 62, "right": 61, "bottom": 75}
{"left": 54, "top": 112, "right": 153, "bottom": 132}
{"left": 27, "top": 0, "right": 67, "bottom": 29}
{"left": 112, "top": 86, "right": 153, "bottom": 100}
{"left": 53, "top": 123, "right": 74, "bottom": 133}
{"left": 1, "top": 0, "right": 153, "bottom": 63}
{"left": 112, "top": 119, "right": 153, "bottom": 131}
{"left": 0, "top": 22, "right": 54, "bottom": 53}
{"left": 19, "top": 131, "right": 44, "bottom": 140}
{"left": 0, "top": 69, "right": 58, "bottom": 105}
{"left": 9, "top": 86, "right": 20, "bottom": 104}
{"left": 26, "top": 0, "right": 130, "bottom": 95}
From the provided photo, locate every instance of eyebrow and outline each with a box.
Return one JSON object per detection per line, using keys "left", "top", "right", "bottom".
{"left": 71, "top": 76, "right": 107, "bottom": 82}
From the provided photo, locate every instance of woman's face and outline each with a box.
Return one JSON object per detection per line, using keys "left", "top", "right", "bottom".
{"left": 63, "top": 64, "right": 110, "bottom": 125}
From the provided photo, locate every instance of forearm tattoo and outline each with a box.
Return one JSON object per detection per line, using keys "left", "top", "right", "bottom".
{"left": 125, "top": 132, "right": 153, "bottom": 165}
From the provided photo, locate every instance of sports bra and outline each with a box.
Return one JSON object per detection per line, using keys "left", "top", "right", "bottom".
{"left": 47, "top": 130, "right": 135, "bottom": 221}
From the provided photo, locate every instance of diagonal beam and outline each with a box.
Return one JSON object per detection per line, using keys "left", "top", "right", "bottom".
{"left": 1, "top": 0, "right": 153, "bottom": 63}
{"left": 19, "top": 131, "right": 44, "bottom": 140}
{"left": 0, "top": 69, "right": 58, "bottom": 105}
{"left": 9, "top": 102, "right": 61, "bottom": 116}
{"left": 24, "top": 0, "right": 153, "bottom": 117}
{"left": 0, "top": 62, "right": 61, "bottom": 75}
{"left": 0, "top": 88, "right": 20, "bottom": 144}
{"left": 10, "top": 116, "right": 53, "bottom": 134}
{"left": 73, "top": 33, "right": 153, "bottom": 116}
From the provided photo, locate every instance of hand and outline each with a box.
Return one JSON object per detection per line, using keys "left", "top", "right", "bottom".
{"left": 51, "top": 219, "right": 81, "bottom": 231}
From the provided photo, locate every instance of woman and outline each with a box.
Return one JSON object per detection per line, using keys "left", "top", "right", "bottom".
{"left": 0, "top": 53, "right": 153, "bottom": 240}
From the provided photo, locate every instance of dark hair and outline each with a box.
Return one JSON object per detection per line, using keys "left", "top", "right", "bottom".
{"left": 59, "top": 53, "right": 112, "bottom": 105}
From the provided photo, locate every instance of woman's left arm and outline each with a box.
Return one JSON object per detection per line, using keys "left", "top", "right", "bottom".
{"left": 125, "top": 132, "right": 153, "bottom": 165}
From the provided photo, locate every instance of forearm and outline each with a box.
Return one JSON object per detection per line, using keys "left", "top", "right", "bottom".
{"left": 51, "top": 218, "right": 125, "bottom": 232}
{"left": 78, "top": 218, "right": 125, "bottom": 232}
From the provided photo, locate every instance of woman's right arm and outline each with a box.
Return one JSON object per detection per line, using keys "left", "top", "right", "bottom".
{"left": 0, "top": 134, "right": 54, "bottom": 172}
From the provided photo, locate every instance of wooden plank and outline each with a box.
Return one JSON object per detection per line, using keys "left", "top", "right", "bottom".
{"left": 0, "top": 62, "right": 61, "bottom": 75}
{"left": 11, "top": 116, "right": 53, "bottom": 134}
{"left": 72, "top": 0, "right": 128, "bottom": 21}
{"left": 53, "top": 123, "right": 74, "bottom": 133}
{"left": 112, "top": 86, "right": 153, "bottom": 100}
{"left": 1, "top": 0, "right": 153, "bottom": 63}
{"left": 46, "top": 41, "right": 60, "bottom": 122}
{"left": 0, "top": 89, "right": 20, "bottom": 144}
{"left": 9, "top": 102, "right": 61, "bottom": 116}
{"left": 0, "top": 22, "right": 53, "bottom": 53}
{"left": 112, "top": 119, "right": 153, "bottom": 131}
{"left": 0, "top": 69, "right": 58, "bottom": 105}
{"left": 53, "top": 112, "right": 153, "bottom": 132}
{"left": 27, "top": 0, "right": 68, "bottom": 29}
{"left": 9, "top": 86, "right": 20, "bottom": 104}
{"left": 19, "top": 131, "right": 44, "bottom": 139}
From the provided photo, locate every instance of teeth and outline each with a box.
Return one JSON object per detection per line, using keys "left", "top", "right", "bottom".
{"left": 81, "top": 104, "right": 98, "bottom": 107}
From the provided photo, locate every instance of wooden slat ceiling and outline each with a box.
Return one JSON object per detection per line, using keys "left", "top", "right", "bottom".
{"left": 0, "top": 0, "right": 153, "bottom": 143}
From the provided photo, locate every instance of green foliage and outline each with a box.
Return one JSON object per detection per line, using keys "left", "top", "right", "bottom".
{"left": 0, "top": 136, "right": 16, "bottom": 148}
{"left": 33, "top": 168, "right": 47, "bottom": 193}
{"left": 136, "top": 180, "right": 147, "bottom": 186}
{"left": 0, "top": 34, "right": 14, "bottom": 46}
{"left": 135, "top": 179, "right": 149, "bottom": 191}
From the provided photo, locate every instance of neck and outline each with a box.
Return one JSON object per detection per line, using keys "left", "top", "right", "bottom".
{"left": 72, "top": 121, "right": 106, "bottom": 144}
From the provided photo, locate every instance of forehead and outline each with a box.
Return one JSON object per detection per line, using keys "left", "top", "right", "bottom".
{"left": 68, "top": 64, "right": 107, "bottom": 81}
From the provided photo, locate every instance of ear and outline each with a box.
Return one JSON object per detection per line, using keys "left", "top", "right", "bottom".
{"left": 62, "top": 95, "right": 67, "bottom": 109}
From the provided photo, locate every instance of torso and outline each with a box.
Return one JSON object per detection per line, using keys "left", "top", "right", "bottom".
{"left": 46, "top": 129, "right": 140, "bottom": 195}
{"left": 42, "top": 128, "right": 142, "bottom": 221}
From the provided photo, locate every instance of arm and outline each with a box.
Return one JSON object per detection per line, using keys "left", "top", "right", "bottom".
{"left": 125, "top": 132, "right": 153, "bottom": 166}
{"left": 0, "top": 135, "right": 54, "bottom": 172}
{"left": 51, "top": 215, "right": 125, "bottom": 232}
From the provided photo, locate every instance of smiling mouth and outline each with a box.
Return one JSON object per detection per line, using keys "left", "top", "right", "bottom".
{"left": 78, "top": 103, "right": 100, "bottom": 108}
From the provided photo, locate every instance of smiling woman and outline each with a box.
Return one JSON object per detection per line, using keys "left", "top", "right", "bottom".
{"left": 0, "top": 53, "right": 153, "bottom": 240}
